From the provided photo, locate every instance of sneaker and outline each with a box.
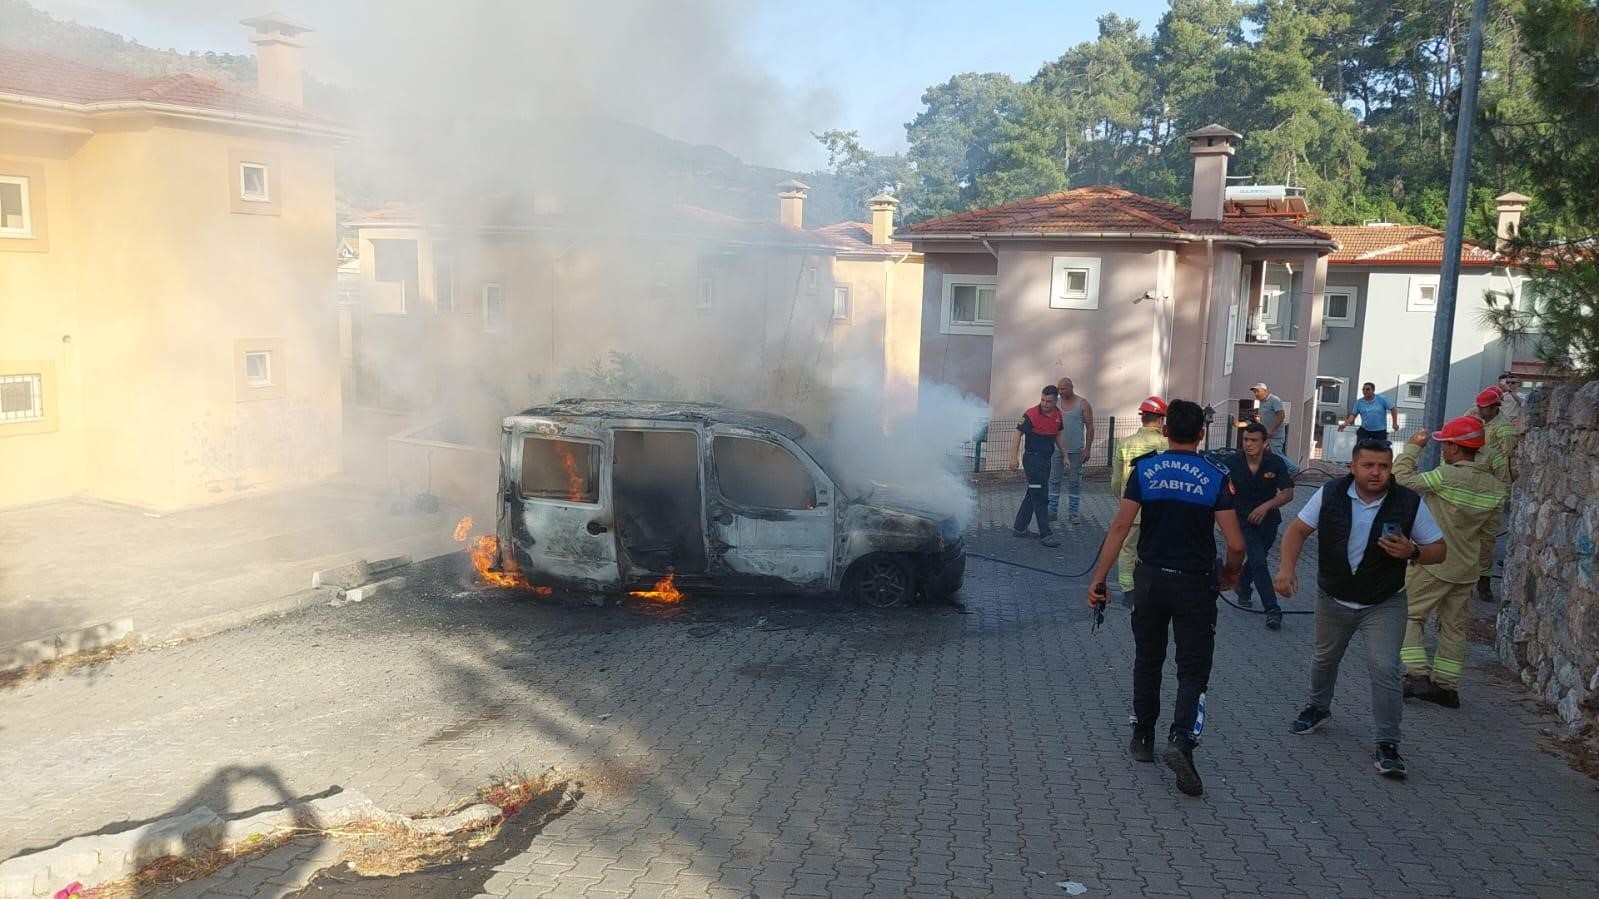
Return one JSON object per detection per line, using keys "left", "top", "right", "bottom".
{"left": 1162, "top": 737, "right": 1204, "bottom": 796}
{"left": 1265, "top": 611, "right": 1282, "bottom": 631}
{"left": 1069, "top": 512, "right": 1084, "bottom": 525}
{"left": 1040, "top": 535, "right": 1061, "bottom": 548}
{"left": 1235, "top": 593, "right": 1255, "bottom": 609}
{"left": 1128, "top": 729, "right": 1155, "bottom": 763}
{"left": 1291, "top": 706, "right": 1331, "bottom": 735}
{"left": 1374, "top": 742, "right": 1408, "bottom": 778}
{"left": 1012, "top": 528, "right": 1031, "bottom": 539}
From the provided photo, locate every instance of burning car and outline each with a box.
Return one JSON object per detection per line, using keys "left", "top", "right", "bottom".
{"left": 490, "top": 400, "right": 965, "bottom": 606}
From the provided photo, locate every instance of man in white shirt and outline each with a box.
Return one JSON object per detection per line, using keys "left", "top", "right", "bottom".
{"left": 1272, "top": 439, "right": 1446, "bottom": 779}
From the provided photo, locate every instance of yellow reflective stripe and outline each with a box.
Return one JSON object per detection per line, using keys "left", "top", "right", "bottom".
{"left": 1434, "top": 657, "right": 1465, "bottom": 675}
{"left": 1400, "top": 647, "right": 1429, "bottom": 663}
{"left": 1433, "top": 484, "right": 1504, "bottom": 511}
{"left": 1421, "top": 469, "right": 1444, "bottom": 491}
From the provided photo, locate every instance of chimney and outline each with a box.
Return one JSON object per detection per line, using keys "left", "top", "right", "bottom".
{"left": 241, "top": 12, "right": 313, "bottom": 107}
{"left": 868, "top": 193, "right": 899, "bottom": 246}
{"left": 777, "top": 179, "right": 809, "bottom": 229}
{"left": 1185, "top": 124, "right": 1242, "bottom": 221}
{"left": 1494, "top": 191, "right": 1530, "bottom": 252}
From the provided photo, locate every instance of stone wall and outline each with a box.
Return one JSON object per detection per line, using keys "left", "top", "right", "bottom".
{"left": 1497, "top": 381, "right": 1599, "bottom": 738}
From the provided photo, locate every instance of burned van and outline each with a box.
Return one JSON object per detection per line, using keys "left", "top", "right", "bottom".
{"left": 491, "top": 400, "right": 965, "bottom": 606}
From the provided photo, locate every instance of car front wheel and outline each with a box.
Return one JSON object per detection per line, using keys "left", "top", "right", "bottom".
{"left": 845, "top": 555, "right": 915, "bottom": 608}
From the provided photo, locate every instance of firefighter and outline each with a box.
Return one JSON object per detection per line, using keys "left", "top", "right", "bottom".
{"left": 1012, "top": 384, "right": 1068, "bottom": 548}
{"left": 1469, "top": 386, "right": 1516, "bottom": 601}
{"left": 1109, "top": 396, "right": 1169, "bottom": 594}
{"left": 1393, "top": 417, "right": 1506, "bottom": 708}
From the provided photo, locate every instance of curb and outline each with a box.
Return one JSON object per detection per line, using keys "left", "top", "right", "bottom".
{"left": 0, "top": 790, "right": 501, "bottom": 898}
{"left": 0, "top": 619, "right": 133, "bottom": 673}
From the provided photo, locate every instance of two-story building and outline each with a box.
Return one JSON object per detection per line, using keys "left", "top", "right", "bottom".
{"left": 0, "top": 15, "right": 349, "bottom": 510}
{"left": 901, "top": 125, "right": 1338, "bottom": 465}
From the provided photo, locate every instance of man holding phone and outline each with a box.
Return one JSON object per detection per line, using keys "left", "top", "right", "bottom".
{"left": 1272, "top": 439, "right": 1446, "bottom": 778}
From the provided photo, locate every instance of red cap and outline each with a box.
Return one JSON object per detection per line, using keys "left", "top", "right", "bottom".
{"left": 1138, "top": 396, "right": 1168, "bottom": 415}
{"left": 1475, "top": 386, "right": 1503, "bottom": 407}
{"left": 1432, "top": 415, "right": 1487, "bottom": 448}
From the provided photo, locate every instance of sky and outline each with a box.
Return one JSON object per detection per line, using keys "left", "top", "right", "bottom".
{"left": 26, "top": 0, "right": 1173, "bottom": 169}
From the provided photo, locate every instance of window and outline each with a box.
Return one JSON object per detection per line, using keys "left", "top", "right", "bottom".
{"left": 434, "top": 253, "right": 455, "bottom": 313}
{"left": 0, "top": 176, "right": 30, "bottom": 236}
{"left": 1259, "top": 284, "right": 1285, "bottom": 326}
{"left": 372, "top": 239, "right": 419, "bottom": 313}
{"left": 651, "top": 261, "right": 669, "bottom": 295}
{"left": 520, "top": 437, "right": 600, "bottom": 504}
{"left": 941, "top": 274, "right": 997, "bottom": 335}
{"left": 1048, "top": 256, "right": 1101, "bottom": 310}
{"left": 1408, "top": 277, "right": 1439, "bottom": 312}
{"left": 239, "top": 164, "right": 269, "bottom": 202}
{"left": 481, "top": 283, "right": 503, "bottom": 333}
{"left": 806, "top": 265, "right": 818, "bottom": 291}
{"left": 713, "top": 436, "right": 817, "bottom": 510}
{"left": 697, "top": 277, "right": 715, "bottom": 310}
{"left": 832, "top": 286, "right": 850, "bottom": 320}
{"left": 0, "top": 372, "right": 43, "bottom": 422}
{"left": 244, "top": 351, "right": 273, "bottom": 387}
{"left": 1318, "top": 378, "right": 1344, "bottom": 406}
{"left": 1399, "top": 377, "right": 1427, "bottom": 408}
{"left": 1324, "top": 288, "right": 1356, "bottom": 326}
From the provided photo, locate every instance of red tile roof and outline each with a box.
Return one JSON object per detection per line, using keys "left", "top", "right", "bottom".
{"left": 1320, "top": 225, "right": 1503, "bottom": 266}
{"left": 814, "top": 221, "right": 915, "bottom": 255}
{"left": 0, "top": 46, "right": 336, "bottom": 127}
{"left": 900, "top": 186, "right": 1333, "bottom": 245}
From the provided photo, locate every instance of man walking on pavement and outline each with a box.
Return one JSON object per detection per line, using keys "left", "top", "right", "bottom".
{"left": 1013, "top": 384, "right": 1068, "bottom": 548}
{"left": 1110, "top": 397, "right": 1169, "bottom": 596}
{"left": 1469, "top": 386, "right": 1516, "bottom": 601}
{"left": 1089, "top": 400, "right": 1245, "bottom": 798}
{"left": 1222, "top": 422, "right": 1296, "bottom": 629}
{"left": 1273, "top": 440, "right": 1446, "bottom": 779}
{"left": 1250, "top": 381, "right": 1299, "bottom": 478}
{"left": 1048, "top": 377, "right": 1095, "bottom": 524}
{"left": 1339, "top": 382, "right": 1399, "bottom": 444}
{"left": 1393, "top": 417, "right": 1506, "bottom": 708}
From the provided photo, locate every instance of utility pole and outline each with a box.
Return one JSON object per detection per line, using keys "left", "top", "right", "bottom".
{"left": 1422, "top": 0, "right": 1489, "bottom": 468}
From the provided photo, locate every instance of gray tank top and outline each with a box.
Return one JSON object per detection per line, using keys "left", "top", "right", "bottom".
{"left": 1060, "top": 399, "right": 1086, "bottom": 453}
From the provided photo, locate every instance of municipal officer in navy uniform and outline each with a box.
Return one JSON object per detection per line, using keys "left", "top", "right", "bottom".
{"left": 1089, "top": 399, "right": 1245, "bottom": 797}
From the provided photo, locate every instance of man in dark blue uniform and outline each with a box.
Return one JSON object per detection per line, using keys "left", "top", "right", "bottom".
{"left": 1012, "top": 384, "right": 1068, "bottom": 548}
{"left": 1222, "top": 422, "right": 1296, "bottom": 630}
{"left": 1089, "top": 399, "right": 1245, "bottom": 797}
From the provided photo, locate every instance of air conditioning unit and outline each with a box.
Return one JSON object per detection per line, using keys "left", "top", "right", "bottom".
{"left": 1318, "top": 410, "right": 1341, "bottom": 427}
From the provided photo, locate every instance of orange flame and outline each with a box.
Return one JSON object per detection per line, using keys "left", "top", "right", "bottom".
{"left": 556, "top": 444, "right": 585, "bottom": 502}
{"left": 452, "top": 515, "right": 473, "bottom": 542}
{"left": 629, "top": 571, "right": 684, "bottom": 603}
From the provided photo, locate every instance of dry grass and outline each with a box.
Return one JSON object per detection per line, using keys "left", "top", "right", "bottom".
{"left": 90, "top": 829, "right": 302, "bottom": 899}
{"left": 0, "top": 640, "right": 136, "bottom": 690}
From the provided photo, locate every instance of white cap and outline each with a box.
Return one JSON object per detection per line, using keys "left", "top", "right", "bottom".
{"left": 1250, "top": 382, "right": 1269, "bottom": 391}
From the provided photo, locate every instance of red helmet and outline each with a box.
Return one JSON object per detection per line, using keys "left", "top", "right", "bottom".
{"left": 1432, "top": 415, "right": 1487, "bottom": 448}
{"left": 1475, "top": 386, "right": 1504, "bottom": 407}
{"left": 1138, "top": 396, "right": 1168, "bottom": 415}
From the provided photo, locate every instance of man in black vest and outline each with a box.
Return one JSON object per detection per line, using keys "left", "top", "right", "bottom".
{"left": 1089, "top": 400, "right": 1245, "bottom": 798}
{"left": 1272, "top": 440, "right": 1446, "bottom": 778}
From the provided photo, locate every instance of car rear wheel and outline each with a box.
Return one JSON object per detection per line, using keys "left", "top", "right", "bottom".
{"left": 845, "top": 554, "right": 915, "bottom": 608}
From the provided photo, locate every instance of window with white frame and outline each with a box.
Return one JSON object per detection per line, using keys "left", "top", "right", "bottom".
{"left": 1399, "top": 376, "right": 1427, "bottom": 407}
{"left": 244, "top": 351, "right": 273, "bottom": 387}
{"left": 1048, "top": 256, "right": 1100, "bottom": 310}
{"left": 1260, "top": 282, "right": 1286, "bottom": 326}
{"left": 0, "top": 372, "right": 43, "bottom": 422}
{"left": 481, "top": 283, "right": 503, "bottom": 332}
{"left": 1318, "top": 378, "right": 1344, "bottom": 406}
{"left": 0, "top": 176, "right": 31, "bottom": 236}
{"left": 1323, "top": 287, "right": 1356, "bottom": 326}
{"left": 941, "top": 274, "right": 997, "bottom": 335}
{"left": 697, "top": 277, "right": 715, "bottom": 310}
{"left": 1407, "top": 277, "right": 1439, "bottom": 312}
{"left": 239, "top": 163, "right": 270, "bottom": 202}
{"left": 434, "top": 253, "right": 455, "bottom": 313}
{"left": 806, "top": 265, "right": 818, "bottom": 291}
{"left": 832, "top": 285, "right": 850, "bottom": 320}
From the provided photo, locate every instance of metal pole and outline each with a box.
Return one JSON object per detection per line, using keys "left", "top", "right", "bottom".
{"left": 1422, "top": 0, "right": 1489, "bottom": 468}
{"left": 1107, "top": 417, "right": 1116, "bottom": 470}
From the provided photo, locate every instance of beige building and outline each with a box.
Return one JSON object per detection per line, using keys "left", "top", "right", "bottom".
{"left": 342, "top": 184, "right": 925, "bottom": 500}
{"left": 902, "top": 125, "right": 1338, "bottom": 466}
{"left": 0, "top": 16, "right": 348, "bottom": 510}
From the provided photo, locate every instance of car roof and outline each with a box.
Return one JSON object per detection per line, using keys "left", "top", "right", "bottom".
{"left": 511, "top": 398, "right": 807, "bottom": 440}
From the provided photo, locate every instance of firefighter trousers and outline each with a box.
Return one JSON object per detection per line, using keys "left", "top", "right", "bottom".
{"left": 1116, "top": 516, "right": 1141, "bottom": 591}
{"left": 1402, "top": 566, "right": 1472, "bottom": 690}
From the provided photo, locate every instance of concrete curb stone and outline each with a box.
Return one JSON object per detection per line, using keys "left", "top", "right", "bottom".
{"left": 0, "top": 619, "right": 133, "bottom": 673}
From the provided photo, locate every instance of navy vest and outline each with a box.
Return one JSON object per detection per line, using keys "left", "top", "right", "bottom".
{"left": 1314, "top": 475, "right": 1422, "bottom": 605}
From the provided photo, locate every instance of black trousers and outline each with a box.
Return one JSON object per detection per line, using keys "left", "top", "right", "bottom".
{"left": 1012, "top": 451, "right": 1053, "bottom": 537}
{"left": 1356, "top": 428, "right": 1389, "bottom": 443}
{"left": 1131, "top": 564, "right": 1218, "bottom": 741}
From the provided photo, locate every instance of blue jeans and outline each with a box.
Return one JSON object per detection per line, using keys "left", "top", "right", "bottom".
{"left": 1237, "top": 519, "right": 1281, "bottom": 613}
{"left": 1048, "top": 449, "right": 1083, "bottom": 517}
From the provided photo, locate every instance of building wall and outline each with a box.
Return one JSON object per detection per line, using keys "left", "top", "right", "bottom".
{"left": 1228, "top": 251, "right": 1326, "bottom": 463}
{"left": 917, "top": 250, "right": 996, "bottom": 404}
{"left": 0, "top": 112, "right": 342, "bottom": 511}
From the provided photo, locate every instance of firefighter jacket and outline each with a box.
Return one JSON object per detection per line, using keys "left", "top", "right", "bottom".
{"left": 1482, "top": 416, "right": 1517, "bottom": 485}
{"left": 1393, "top": 443, "right": 1506, "bottom": 585}
{"left": 1111, "top": 425, "right": 1168, "bottom": 499}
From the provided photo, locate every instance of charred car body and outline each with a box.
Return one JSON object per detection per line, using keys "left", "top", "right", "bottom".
{"left": 492, "top": 400, "right": 965, "bottom": 606}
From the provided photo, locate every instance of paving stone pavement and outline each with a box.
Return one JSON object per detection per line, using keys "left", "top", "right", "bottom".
{"left": 1, "top": 479, "right": 1593, "bottom": 898}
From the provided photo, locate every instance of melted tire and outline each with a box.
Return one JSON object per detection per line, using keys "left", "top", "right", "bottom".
{"left": 845, "top": 554, "right": 915, "bottom": 608}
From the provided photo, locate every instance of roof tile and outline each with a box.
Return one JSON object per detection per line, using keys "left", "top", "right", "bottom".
{"left": 1320, "top": 225, "right": 1503, "bottom": 266}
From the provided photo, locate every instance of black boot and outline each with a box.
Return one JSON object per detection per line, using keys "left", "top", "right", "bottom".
{"left": 1129, "top": 727, "right": 1155, "bottom": 763}
{"left": 1476, "top": 577, "right": 1495, "bottom": 602}
{"left": 1162, "top": 734, "right": 1204, "bottom": 796}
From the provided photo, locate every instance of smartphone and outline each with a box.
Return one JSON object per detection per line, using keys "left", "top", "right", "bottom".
{"left": 1381, "top": 522, "right": 1402, "bottom": 539}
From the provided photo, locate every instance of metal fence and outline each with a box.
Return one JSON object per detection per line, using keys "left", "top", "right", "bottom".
{"left": 951, "top": 416, "right": 1243, "bottom": 473}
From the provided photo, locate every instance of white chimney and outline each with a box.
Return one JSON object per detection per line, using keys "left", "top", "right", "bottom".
{"left": 1185, "top": 124, "right": 1241, "bottom": 221}
{"left": 868, "top": 193, "right": 899, "bottom": 246}
{"left": 241, "top": 12, "right": 313, "bottom": 107}
{"left": 1494, "top": 191, "right": 1530, "bottom": 252}
{"left": 777, "top": 179, "right": 809, "bottom": 229}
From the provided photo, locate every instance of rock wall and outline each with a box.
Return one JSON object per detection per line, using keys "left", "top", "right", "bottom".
{"left": 1496, "top": 381, "right": 1599, "bottom": 738}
